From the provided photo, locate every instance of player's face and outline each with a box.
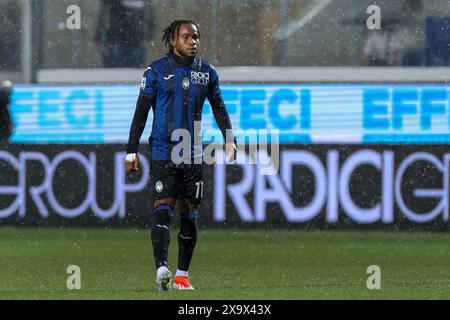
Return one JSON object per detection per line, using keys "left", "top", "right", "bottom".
{"left": 171, "top": 23, "right": 199, "bottom": 58}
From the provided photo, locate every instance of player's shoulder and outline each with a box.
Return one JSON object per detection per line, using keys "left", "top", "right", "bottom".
{"left": 197, "top": 57, "right": 215, "bottom": 70}
{"left": 196, "top": 57, "right": 218, "bottom": 76}
{"left": 151, "top": 56, "right": 169, "bottom": 69}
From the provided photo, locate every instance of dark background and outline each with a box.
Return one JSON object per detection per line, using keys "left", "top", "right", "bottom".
{"left": 0, "top": 144, "right": 448, "bottom": 230}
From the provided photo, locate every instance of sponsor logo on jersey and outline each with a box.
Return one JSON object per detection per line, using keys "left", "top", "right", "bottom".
{"left": 140, "top": 77, "right": 146, "bottom": 89}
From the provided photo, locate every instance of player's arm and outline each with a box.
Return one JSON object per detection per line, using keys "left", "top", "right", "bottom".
{"left": 207, "top": 67, "right": 236, "bottom": 162}
{"left": 125, "top": 67, "right": 156, "bottom": 172}
{"left": 125, "top": 94, "right": 153, "bottom": 171}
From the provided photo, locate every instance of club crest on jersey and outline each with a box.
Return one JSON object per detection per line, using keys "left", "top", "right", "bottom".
{"left": 191, "top": 71, "right": 209, "bottom": 86}
{"left": 182, "top": 78, "right": 190, "bottom": 90}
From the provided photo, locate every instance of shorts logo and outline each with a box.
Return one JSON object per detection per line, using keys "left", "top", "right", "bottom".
{"left": 155, "top": 181, "right": 164, "bottom": 193}
{"left": 191, "top": 71, "right": 209, "bottom": 86}
{"left": 182, "top": 78, "right": 190, "bottom": 90}
{"left": 140, "top": 77, "right": 146, "bottom": 89}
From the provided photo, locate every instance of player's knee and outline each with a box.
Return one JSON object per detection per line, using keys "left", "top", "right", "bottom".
{"left": 186, "top": 201, "right": 200, "bottom": 213}
{"left": 153, "top": 204, "right": 173, "bottom": 226}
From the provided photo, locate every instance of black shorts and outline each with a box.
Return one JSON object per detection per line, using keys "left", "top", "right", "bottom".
{"left": 149, "top": 160, "right": 203, "bottom": 204}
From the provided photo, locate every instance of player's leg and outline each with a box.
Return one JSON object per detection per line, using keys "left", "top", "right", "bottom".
{"left": 152, "top": 198, "right": 176, "bottom": 269}
{"left": 177, "top": 200, "right": 199, "bottom": 271}
{"left": 149, "top": 160, "right": 180, "bottom": 290}
{"left": 173, "top": 164, "right": 203, "bottom": 290}
{"left": 152, "top": 198, "right": 176, "bottom": 291}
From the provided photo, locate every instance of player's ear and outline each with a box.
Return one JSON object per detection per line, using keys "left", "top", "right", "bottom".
{"left": 170, "top": 36, "right": 176, "bottom": 48}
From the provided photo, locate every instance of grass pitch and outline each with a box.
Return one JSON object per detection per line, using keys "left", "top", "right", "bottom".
{"left": 0, "top": 227, "right": 449, "bottom": 299}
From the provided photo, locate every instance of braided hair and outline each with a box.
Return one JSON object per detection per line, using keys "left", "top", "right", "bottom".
{"left": 162, "top": 20, "right": 200, "bottom": 53}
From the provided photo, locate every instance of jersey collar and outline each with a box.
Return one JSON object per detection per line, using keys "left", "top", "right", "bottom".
{"left": 168, "top": 53, "right": 199, "bottom": 69}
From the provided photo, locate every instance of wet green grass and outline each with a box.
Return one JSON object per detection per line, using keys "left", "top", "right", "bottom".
{"left": 0, "top": 227, "right": 449, "bottom": 299}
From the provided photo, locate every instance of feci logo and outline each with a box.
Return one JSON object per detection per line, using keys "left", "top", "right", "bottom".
{"left": 0, "top": 151, "right": 148, "bottom": 219}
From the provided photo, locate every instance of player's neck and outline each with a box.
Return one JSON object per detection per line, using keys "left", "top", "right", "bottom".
{"left": 170, "top": 52, "right": 195, "bottom": 68}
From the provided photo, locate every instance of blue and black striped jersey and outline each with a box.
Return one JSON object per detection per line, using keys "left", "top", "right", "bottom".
{"left": 127, "top": 53, "right": 232, "bottom": 160}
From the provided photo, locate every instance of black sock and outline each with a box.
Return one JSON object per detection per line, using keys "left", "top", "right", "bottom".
{"left": 151, "top": 205, "right": 173, "bottom": 269}
{"left": 178, "top": 211, "right": 198, "bottom": 272}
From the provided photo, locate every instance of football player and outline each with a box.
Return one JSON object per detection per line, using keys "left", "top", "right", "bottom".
{"left": 125, "top": 20, "right": 236, "bottom": 291}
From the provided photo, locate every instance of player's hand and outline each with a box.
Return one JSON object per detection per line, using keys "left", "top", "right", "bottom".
{"left": 125, "top": 153, "right": 140, "bottom": 172}
{"left": 225, "top": 142, "right": 237, "bottom": 164}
